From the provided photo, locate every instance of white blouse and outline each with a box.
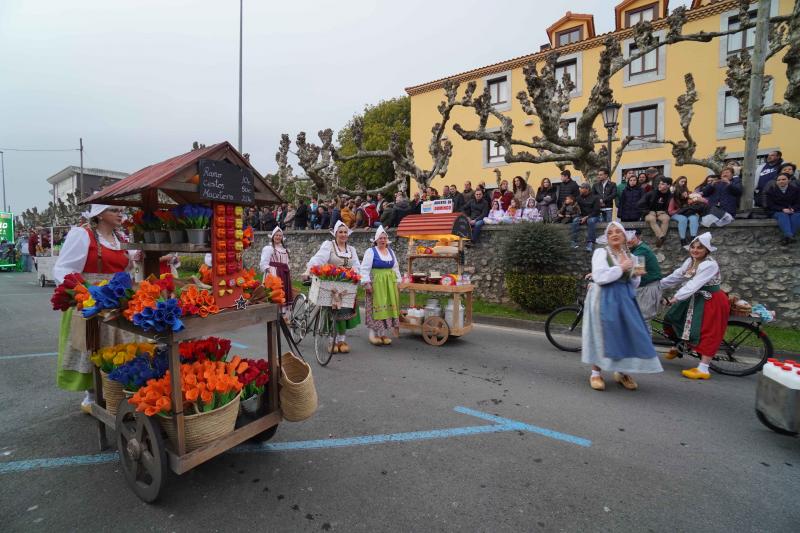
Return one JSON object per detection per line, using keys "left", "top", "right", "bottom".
{"left": 305, "top": 240, "right": 361, "bottom": 273}
{"left": 659, "top": 258, "right": 721, "bottom": 301}
{"left": 259, "top": 245, "right": 288, "bottom": 272}
{"left": 53, "top": 226, "right": 134, "bottom": 284}
{"left": 590, "top": 248, "right": 641, "bottom": 288}
{"left": 359, "top": 247, "right": 402, "bottom": 284}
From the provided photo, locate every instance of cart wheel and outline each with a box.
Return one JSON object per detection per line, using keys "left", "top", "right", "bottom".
{"left": 39, "top": 275, "right": 46, "bottom": 288}
{"left": 116, "top": 401, "right": 168, "bottom": 503}
{"left": 755, "top": 409, "right": 798, "bottom": 437}
{"left": 422, "top": 316, "right": 449, "bottom": 346}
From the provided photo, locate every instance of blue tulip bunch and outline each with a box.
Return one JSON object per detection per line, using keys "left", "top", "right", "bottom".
{"left": 82, "top": 272, "right": 134, "bottom": 318}
{"left": 176, "top": 204, "right": 212, "bottom": 229}
{"left": 132, "top": 298, "right": 185, "bottom": 332}
{"left": 107, "top": 348, "right": 169, "bottom": 391}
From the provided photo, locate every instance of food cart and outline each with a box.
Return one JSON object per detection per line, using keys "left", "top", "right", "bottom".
{"left": 395, "top": 213, "right": 474, "bottom": 346}
{"left": 80, "top": 141, "right": 286, "bottom": 502}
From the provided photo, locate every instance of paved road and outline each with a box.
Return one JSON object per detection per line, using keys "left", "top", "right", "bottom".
{"left": 0, "top": 271, "right": 798, "bottom": 532}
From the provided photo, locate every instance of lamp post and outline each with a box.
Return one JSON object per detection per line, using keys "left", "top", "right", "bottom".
{"left": 0, "top": 150, "right": 6, "bottom": 212}
{"left": 601, "top": 101, "right": 622, "bottom": 173}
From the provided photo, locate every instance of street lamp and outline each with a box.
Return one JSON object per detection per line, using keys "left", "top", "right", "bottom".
{"left": 602, "top": 101, "right": 622, "bottom": 173}
{"left": 0, "top": 150, "right": 6, "bottom": 212}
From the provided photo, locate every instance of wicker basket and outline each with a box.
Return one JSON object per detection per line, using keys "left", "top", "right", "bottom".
{"left": 100, "top": 371, "right": 125, "bottom": 416}
{"left": 279, "top": 352, "right": 318, "bottom": 422}
{"left": 731, "top": 299, "right": 753, "bottom": 317}
{"left": 308, "top": 277, "right": 357, "bottom": 308}
{"left": 158, "top": 392, "right": 242, "bottom": 453}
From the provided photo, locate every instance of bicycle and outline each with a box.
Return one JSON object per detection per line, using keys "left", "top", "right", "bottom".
{"left": 544, "top": 280, "right": 774, "bottom": 377}
{"left": 287, "top": 280, "right": 358, "bottom": 367}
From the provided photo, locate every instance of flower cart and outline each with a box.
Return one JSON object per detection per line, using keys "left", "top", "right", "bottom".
{"left": 77, "top": 142, "right": 291, "bottom": 502}
{"left": 395, "top": 213, "right": 474, "bottom": 346}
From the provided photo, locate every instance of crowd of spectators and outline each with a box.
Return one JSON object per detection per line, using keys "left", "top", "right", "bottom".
{"left": 256, "top": 152, "right": 797, "bottom": 246}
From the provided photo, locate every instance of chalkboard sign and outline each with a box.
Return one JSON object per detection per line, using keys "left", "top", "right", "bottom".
{"left": 198, "top": 159, "right": 255, "bottom": 205}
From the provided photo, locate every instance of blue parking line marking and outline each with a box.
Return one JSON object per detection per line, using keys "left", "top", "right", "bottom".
{"left": 0, "top": 406, "right": 590, "bottom": 475}
{"left": 0, "top": 352, "right": 58, "bottom": 360}
{"left": 231, "top": 342, "right": 249, "bottom": 349}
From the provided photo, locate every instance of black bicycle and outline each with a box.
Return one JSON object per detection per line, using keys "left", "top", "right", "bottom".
{"left": 544, "top": 281, "right": 773, "bottom": 377}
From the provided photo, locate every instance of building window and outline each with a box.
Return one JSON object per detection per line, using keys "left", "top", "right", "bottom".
{"left": 626, "top": 3, "right": 657, "bottom": 27}
{"left": 561, "top": 118, "right": 577, "bottom": 139}
{"left": 555, "top": 59, "right": 578, "bottom": 90}
{"left": 723, "top": 91, "right": 742, "bottom": 126}
{"left": 726, "top": 8, "right": 758, "bottom": 54}
{"left": 556, "top": 26, "right": 582, "bottom": 47}
{"left": 487, "top": 76, "right": 508, "bottom": 106}
{"left": 486, "top": 140, "right": 506, "bottom": 164}
{"left": 629, "top": 43, "right": 658, "bottom": 76}
{"left": 628, "top": 105, "right": 658, "bottom": 140}
{"left": 623, "top": 164, "right": 665, "bottom": 177}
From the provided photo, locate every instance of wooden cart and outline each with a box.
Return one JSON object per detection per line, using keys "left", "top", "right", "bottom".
{"left": 81, "top": 142, "right": 286, "bottom": 502}
{"left": 395, "top": 213, "right": 474, "bottom": 346}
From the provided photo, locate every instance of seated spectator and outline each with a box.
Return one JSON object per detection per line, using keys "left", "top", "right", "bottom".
{"left": 463, "top": 188, "right": 490, "bottom": 246}
{"left": 570, "top": 183, "right": 601, "bottom": 252}
{"left": 356, "top": 201, "right": 380, "bottom": 228}
{"left": 492, "top": 179, "right": 514, "bottom": 210}
{"left": 638, "top": 178, "right": 672, "bottom": 248}
{"left": 484, "top": 199, "right": 505, "bottom": 224}
{"left": 512, "top": 176, "right": 531, "bottom": 208}
{"left": 670, "top": 192, "right": 708, "bottom": 246}
{"left": 637, "top": 173, "right": 652, "bottom": 193}
{"left": 701, "top": 166, "right": 741, "bottom": 228}
{"left": 411, "top": 191, "right": 423, "bottom": 214}
{"left": 426, "top": 187, "right": 440, "bottom": 200}
{"left": 556, "top": 170, "right": 579, "bottom": 209}
{"left": 764, "top": 173, "right": 800, "bottom": 245}
{"left": 618, "top": 175, "right": 644, "bottom": 222}
{"left": 755, "top": 150, "right": 783, "bottom": 207}
{"left": 556, "top": 195, "right": 580, "bottom": 224}
{"left": 779, "top": 162, "right": 797, "bottom": 182}
{"left": 535, "top": 178, "right": 558, "bottom": 221}
{"left": 380, "top": 192, "right": 413, "bottom": 228}
{"left": 340, "top": 200, "right": 356, "bottom": 228}
{"left": 694, "top": 175, "right": 716, "bottom": 194}
{"left": 501, "top": 198, "right": 520, "bottom": 223}
{"left": 519, "top": 196, "right": 543, "bottom": 222}
{"left": 449, "top": 183, "right": 465, "bottom": 212}
{"left": 315, "top": 206, "right": 330, "bottom": 230}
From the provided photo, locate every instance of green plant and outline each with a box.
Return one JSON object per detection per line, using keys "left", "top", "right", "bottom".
{"left": 505, "top": 272, "right": 575, "bottom": 313}
{"left": 502, "top": 223, "right": 570, "bottom": 272}
{"left": 177, "top": 255, "right": 204, "bottom": 274}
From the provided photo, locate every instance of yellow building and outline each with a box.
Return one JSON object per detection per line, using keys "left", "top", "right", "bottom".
{"left": 405, "top": 0, "right": 796, "bottom": 190}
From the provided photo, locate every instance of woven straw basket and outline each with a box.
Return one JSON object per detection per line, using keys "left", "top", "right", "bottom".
{"left": 279, "top": 352, "right": 318, "bottom": 422}
{"left": 100, "top": 371, "right": 125, "bottom": 416}
{"left": 159, "top": 392, "right": 242, "bottom": 452}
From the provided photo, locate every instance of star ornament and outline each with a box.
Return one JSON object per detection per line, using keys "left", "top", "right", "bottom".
{"left": 234, "top": 295, "right": 248, "bottom": 310}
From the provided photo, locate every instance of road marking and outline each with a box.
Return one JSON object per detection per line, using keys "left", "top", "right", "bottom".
{"left": 474, "top": 323, "right": 547, "bottom": 337}
{"left": 0, "top": 406, "right": 590, "bottom": 475}
{"left": 0, "top": 352, "right": 57, "bottom": 360}
{"left": 231, "top": 342, "right": 249, "bottom": 349}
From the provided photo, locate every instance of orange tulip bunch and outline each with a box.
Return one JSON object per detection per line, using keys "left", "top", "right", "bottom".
{"left": 263, "top": 273, "right": 285, "bottom": 304}
{"left": 178, "top": 284, "right": 220, "bottom": 317}
{"left": 128, "top": 357, "right": 247, "bottom": 416}
{"left": 123, "top": 279, "right": 164, "bottom": 320}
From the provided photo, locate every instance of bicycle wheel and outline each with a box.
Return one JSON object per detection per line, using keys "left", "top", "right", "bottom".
{"left": 313, "top": 307, "right": 337, "bottom": 366}
{"left": 710, "top": 319, "right": 772, "bottom": 377}
{"left": 544, "top": 305, "right": 583, "bottom": 352}
{"left": 289, "top": 294, "right": 309, "bottom": 345}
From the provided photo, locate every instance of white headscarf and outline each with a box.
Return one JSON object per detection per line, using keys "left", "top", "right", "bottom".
{"left": 596, "top": 220, "right": 636, "bottom": 245}
{"left": 330, "top": 220, "right": 352, "bottom": 237}
{"left": 685, "top": 232, "right": 716, "bottom": 252}
{"left": 271, "top": 226, "right": 283, "bottom": 239}
{"left": 82, "top": 204, "right": 112, "bottom": 219}
{"left": 372, "top": 224, "right": 391, "bottom": 243}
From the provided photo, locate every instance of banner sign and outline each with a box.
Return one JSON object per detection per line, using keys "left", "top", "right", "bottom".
{"left": 0, "top": 212, "right": 13, "bottom": 243}
{"left": 420, "top": 199, "right": 453, "bottom": 214}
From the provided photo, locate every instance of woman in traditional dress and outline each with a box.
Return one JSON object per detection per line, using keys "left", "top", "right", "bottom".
{"left": 305, "top": 220, "right": 361, "bottom": 353}
{"left": 360, "top": 225, "right": 401, "bottom": 346}
{"left": 660, "top": 233, "right": 729, "bottom": 380}
{"left": 582, "top": 221, "right": 662, "bottom": 391}
{"left": 259, "top": 226, "right": 292, "bottom": 315}
{"left": 53, "top": 204, "right": 138, "bottom": 412}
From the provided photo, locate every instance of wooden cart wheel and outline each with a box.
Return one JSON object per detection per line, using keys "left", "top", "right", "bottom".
{"left": 116, "top": 400, "right": 168, "bottom": 503}
{"left": 422, "top": 316, "right": 449, "bottom": 346}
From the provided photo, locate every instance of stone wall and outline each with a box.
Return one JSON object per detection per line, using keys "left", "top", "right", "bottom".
{"left": 242, "top": 219, "right": 800, "bottom": 328}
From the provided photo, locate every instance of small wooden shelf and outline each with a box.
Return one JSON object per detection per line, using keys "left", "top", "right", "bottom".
{"left": 122, "top": 243, "right": 211, "bottom": 252}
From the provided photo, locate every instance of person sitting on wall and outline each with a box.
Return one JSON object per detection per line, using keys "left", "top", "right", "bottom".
{"left": 556, "top": 195, "right": 580, "bottom": 224}
{"left": 618, "top": 174, "right": 644, "bottom": 222}
{"left": 755, "top": 151, "right": 784, "bottom": 208}
{"left": 701, "top": 166, "right": 741, "bottom": 228}
{"left": 492, "top": 179, "right": 514, "bottom": 210}
{"left": 556, "top": 170, "right": 580, "bottom": 209}
{"left": 764, "top": 171, "right": 800, "bottom": 245}
{"left": 449, "top": 183, "right": 465, "bottom": 212}
{"left": 638, "top": 177, "right": 673, "bottom": 248}
{"left": 463, "top": 188, "right": 490, "bottom": 247}
{"left": 591, "top": 168, "right": 616, "bottom": 223}
{"left": 637, "top": 172, "right": 652, "bottom": 193}
{"left": 519, "top": 196, "right": 542, "bottom": 222}
{"left": 570, "top": 183, "right": 601, "bottom": 252}
{"left": 484, "top": 199, "right": 505, "bottom": 225}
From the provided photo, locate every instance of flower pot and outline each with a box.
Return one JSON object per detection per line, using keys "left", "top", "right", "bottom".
{"left": 186, "top": 228, "right": 210, "bottom": 245}
{"left": 168, "top": 229, "right": 186, "bottom": 244}
{"left": 143, "top": 231, "right": 155, "bottom": 244}
{"left": 240, "top": 393, "right": 263, "bottom": 416}
{"left": 100, "top": 370, "right": 125, "bottom": 416}
{"left": 158, "top": 393, "right": 241, "bottom": 452}
{"left": 153, "top": 230, "right": 169, "bottom": 244}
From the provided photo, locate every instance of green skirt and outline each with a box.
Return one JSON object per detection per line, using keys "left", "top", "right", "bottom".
{"left": 370, "top": 268, "right": 400, "bottom": 321}
{"left": 335, "top": 307, "right": 361, "bottom": 334}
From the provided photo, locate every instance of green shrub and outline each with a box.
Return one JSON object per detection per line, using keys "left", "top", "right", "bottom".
{"left": 505, "top": 272, "right": 576, "bottom": 313}
{"left": 178, "top": 254, "right": 204, "bottom": 275}
{"left": 502, "top": 223, "right": 569, "bottom": 273}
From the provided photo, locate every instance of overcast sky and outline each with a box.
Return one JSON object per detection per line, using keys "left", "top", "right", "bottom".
{"left": 0, "top": 0, "right": 691, "bottom": 212}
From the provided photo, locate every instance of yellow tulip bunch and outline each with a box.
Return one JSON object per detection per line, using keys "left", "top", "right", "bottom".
{"left": 91, "top": 342, "right": 157, "bottom": 373}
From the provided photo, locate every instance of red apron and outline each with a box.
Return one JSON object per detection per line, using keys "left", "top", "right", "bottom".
{"left": 81, "top": 227, "right": 129, "bottom": 274}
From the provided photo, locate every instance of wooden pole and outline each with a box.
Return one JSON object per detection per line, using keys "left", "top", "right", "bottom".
{"left": 741, "top": 0, "right": 771, "bottom": 212}
{"left": 79, "top": 138, "right": 84, "bottom": 201}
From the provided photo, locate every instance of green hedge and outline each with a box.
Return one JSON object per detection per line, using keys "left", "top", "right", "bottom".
{"left": 505, "top": 272, "right": 576, "bottom": 313}
{"left": 178, "top": 254, "right": 204, "bottom": 275}
{"left": 502, "top": 223, "right": 570, "bottom": 272}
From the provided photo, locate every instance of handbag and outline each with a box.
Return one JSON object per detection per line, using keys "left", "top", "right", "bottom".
{"left": 277, "top": 320, "right": 318, "bottom": 422}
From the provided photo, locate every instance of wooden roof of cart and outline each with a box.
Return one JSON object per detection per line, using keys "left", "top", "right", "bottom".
{"left": 396, "top": 213, "right": 471, "bottom": 240}
{"left": 83, "top": 141, "right": 283, "bottom": 207}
